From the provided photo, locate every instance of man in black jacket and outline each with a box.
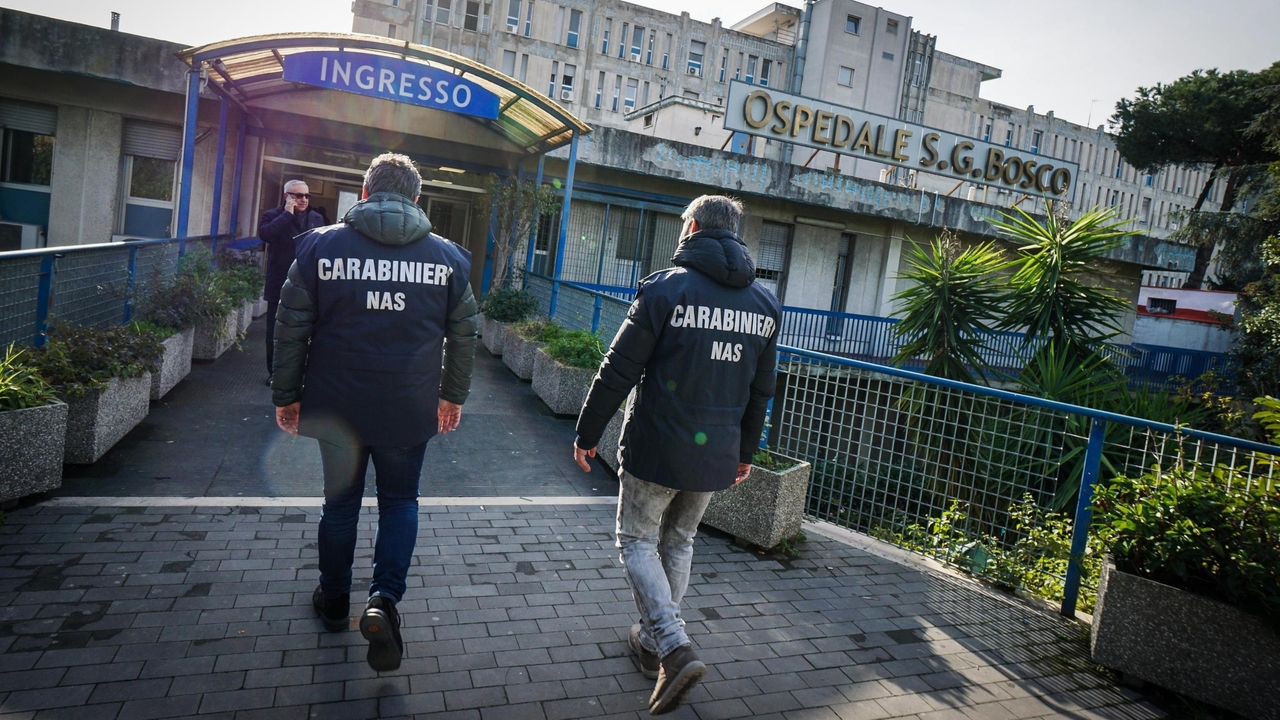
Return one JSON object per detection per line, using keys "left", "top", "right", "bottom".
{"left": 259, "top": 179, "right": 326, "bottom": 384}
{"left": 271, "top": 154, "right": 478, "bottom": 672}
{"left": 573, "top": 195, "right": 780, "bottom": 715}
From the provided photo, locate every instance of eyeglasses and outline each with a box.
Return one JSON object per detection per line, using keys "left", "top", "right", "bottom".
{"left": 287, "top": 192, "right": 311, "bottom": 199}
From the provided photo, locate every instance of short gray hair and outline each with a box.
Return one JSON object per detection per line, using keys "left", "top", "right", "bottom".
{"left": 363, "top": 153, "right": 422, "bottom": 199}
{"left": 682, "top": 195, "right": 743, "bottom": 232}
{"left": 283, "top": 179, "right": 307, "bottom": 194}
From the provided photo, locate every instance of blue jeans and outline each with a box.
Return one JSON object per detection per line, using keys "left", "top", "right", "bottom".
{"left": 616, "top": 470, "right": 713, "bottom": 658}
{"left": 316, "top": 439, "right": 427, "bottom": 604}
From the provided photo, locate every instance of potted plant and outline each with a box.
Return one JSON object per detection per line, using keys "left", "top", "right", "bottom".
{"left": 701, "top": 449, "right": 812, "bottom": 550}
{"left": 531, "top": 329, "right": 603, "bottom": 416}
{"left": 1090, "top": 415, "right": 1280, "bottom": 720}
{"left": 0, "top": 345, "right": 66, "bottom": 501}
{"left": 504, "top": 320, "right": 562, "bottom": 381}
{"left": 31, "top": 322, "right": 161, "bottom": 465}
{"left": 130, "top": 272, "right": 199, "bottom": 400}
{"left": 478, "top": 287, "right": 537, "bottom": 357}
{"left": 178, "top": 248, "right": 239, "bottom": 361}
{"left": 215, "top": 253, "right": 264, "bottom": 335}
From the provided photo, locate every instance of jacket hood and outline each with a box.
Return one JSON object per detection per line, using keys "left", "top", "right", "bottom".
{"left": 671, "top": 229, "right": 756, "bottom": 289}
{"left": 344, "top": 192, "right": 433, "bottom": 246}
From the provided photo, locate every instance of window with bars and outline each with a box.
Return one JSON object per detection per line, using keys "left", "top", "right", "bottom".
{"left": 755, "top": 221, "right": 792, "bottom": 300}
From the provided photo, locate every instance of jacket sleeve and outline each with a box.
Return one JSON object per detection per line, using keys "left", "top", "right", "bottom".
{"left": 575, "top": 289, "right": 660, "bottom": 450}
{"left": 271, "top": 260, "right": 316, "bottom": 407}
{"left": 259, "top": 208, "right": 295, "bottom": 244}
{"left": 440, "top": 282, "right": 478, "bottom": 405}
{"left": 739, "top": 321, "right": 779, "bottom": 463}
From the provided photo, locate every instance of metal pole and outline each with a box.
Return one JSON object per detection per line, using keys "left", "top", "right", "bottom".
{"left": 591, "top": 294, "right": 603, "bottom": 334}
{"left": 549, "top": 134, "right": 579, "bottom": 319}
{"left": 33, "top": 255, "right": 55, "bottom": 347}
{"left": 123, "top": 246, "right": 138, "bottom": 324}
{"left": 1062, "top": 417, "right": 1108, "bottom": 617}
{"left": 210, "top": 96, "right": 229, "bottom": 238}
{"left": 525, "top": 153, "right": 546, "bottom": 275}
{"left": 176, "top": 68, "right": 202, "bottom": 241}
{"left": 229, "top": 110, "right": 247, "bottom": 236}
{"left": 595, "top": 204, "right": 611, "bottom": 286}
{"left": 481, "top": 198, "right": 499, "bottom": 295}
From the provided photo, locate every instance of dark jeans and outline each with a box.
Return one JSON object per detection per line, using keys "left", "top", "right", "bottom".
{"left": 265, "top": 299, "right": 279, "bottom": 375}
{"left": 316, "top": 439, "right": 428, "bottom": 603}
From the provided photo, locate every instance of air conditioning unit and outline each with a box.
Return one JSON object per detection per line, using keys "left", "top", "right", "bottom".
{"left": 630, "top": 52, "right": 641, "bottom": 62}
{"left": 687, "top": 66, "right": 701, "bottom": 77}
{"left": 559, "top": 88, "right": 574, "bottom": 102}
{"left": 0, "top": 221, "right": 44, "bottom": 252}
{"left": 505, "top": 21, "right": 518, "bottom": 33}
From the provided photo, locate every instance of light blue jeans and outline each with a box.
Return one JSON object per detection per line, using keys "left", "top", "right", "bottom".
{"left": 616, "top": 470, "right": 713, "bottom": 659}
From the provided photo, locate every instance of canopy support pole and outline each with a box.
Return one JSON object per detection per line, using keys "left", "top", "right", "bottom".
{"left": 176, "top": 68, "right": 201, "bottom": 243}
{"left": 549, "top": 133, "right": 578, "bottom": 319}
{"left": 229, "top": 110, "right": 247, "bottom": 236}
{"left": 525, "top": 154, "right": 546, "bottom": 277}
{"left": 210, "top": 96, "right": 230, "bottom": 244}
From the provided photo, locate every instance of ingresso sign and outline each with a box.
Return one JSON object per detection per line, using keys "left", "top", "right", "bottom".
{"left": 724, "top": 81, "right": 1079, "bottom": 199}
{"left": 282, "top": 51, "right": 500, "bottom": 121}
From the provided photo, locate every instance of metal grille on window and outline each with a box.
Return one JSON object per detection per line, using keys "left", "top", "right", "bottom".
{"left": 755, "top": 221, "right": 791, "bottom": 300}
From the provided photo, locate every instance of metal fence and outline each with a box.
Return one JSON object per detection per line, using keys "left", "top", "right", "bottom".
{"left": 525, "top": 272, "right": 632, "bottom": 340}
{"left": 0, "top": 235, "right": 231, "bottom": 347}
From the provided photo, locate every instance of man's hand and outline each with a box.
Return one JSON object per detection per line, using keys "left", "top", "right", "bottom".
{"left": 438, "top": 399, "right": 462, "bottom": 434}
{"left": 574, "top": 444, "right": 597, "bottom": 472}
{"left": 284, "top": 195, "right": 297, "bottom": 214}
{"left": 276, "top": 402, "right": 300, "bottom": 436}
{"left": 735, "top": 463, "right": 752, "bottom": 484}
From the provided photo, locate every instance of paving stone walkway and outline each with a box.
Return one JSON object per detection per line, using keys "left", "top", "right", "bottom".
{"left": 0, "top": 502, "right": 1164, "bottom": 720}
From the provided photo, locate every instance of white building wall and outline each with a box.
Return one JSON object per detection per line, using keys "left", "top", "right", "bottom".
{"left": 1133, "top": 316, "right": 1233, "bottom": 353}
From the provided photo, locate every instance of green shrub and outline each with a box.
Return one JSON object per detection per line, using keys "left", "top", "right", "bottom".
{"left": 174, "top": 247, "right": 239, "bottom": 332}
{"left": 545, "top": 330, "right": 604, "bottom": 369}
{"left": 480, "top": 287, "right": 537, "bottom": 323}
{"left": 0, "top": 345, "right": 58, "bottom": 411}
{"left": 31, "top": 322, "right": 163, "bottom": 400}
{"left": 752, "top": 449, "right": 799, "bottom": 472}
{"left": 128, "top": 319, "right": 177, "bottom": 342}
{"left": 214, "top": 252, "right": 265, "bottom": 304}
{"left": 131, "top": 271, "right": 199, "bottom": 334}
{"left": 513, "top": 320, "right": 564, "bottom": 343}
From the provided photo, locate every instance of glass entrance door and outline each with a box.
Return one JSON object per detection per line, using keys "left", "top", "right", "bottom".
{"left": 426, "top": 197, "right": 471, "bottom": 241}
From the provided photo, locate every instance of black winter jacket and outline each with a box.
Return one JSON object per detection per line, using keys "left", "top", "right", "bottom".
{"left": 271, "top": 192, "right": 478, "bottom": 447}
{"left": 260, "top": 204, "right": 327, "bottom": 302}
{"left": 575, "top": 229, "right": 781, "bottom": 492}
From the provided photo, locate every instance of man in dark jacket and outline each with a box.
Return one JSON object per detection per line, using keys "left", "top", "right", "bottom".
{"left": 259, "top": 179, "right": 326, "bottom": 384}
{"left": 271, "top": 153, "right": 478, "bottom": 672}
{"left": 573, "top": 195, "right": 780, "bottom": 715}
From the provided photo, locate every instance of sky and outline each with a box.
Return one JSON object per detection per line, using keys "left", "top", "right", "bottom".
{"left": 5, "top": 0, "right": 1277, "bottom": 129}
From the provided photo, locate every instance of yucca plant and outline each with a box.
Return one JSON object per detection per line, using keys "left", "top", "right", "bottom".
{"left": 891, "top": 232, "right": 1010, "bottom": 385}
{"left": 0, "top": 345, "right": 57, "bottom": 411}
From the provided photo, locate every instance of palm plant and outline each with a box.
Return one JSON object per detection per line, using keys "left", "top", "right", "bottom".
{"left": 891, "top": 232, "right": 1011, "bottom": 385}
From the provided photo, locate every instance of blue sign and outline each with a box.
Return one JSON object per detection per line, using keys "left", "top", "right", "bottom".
{"left": 282, "top": 51, "right": 500, "bottom": 120}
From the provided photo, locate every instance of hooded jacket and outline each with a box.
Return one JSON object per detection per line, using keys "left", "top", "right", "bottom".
{"left": 575, "top": 228, "right": 781, "bottom": 492}
{"left": 271, "top": 192, "right": 478, "bottom": 447}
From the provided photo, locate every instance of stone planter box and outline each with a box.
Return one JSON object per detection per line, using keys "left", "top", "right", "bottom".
{"left": 1091, "top": 557, "right": 1280, "bottom": 720}
{"left": 150, "top": 327, "right": 193, "bottom": 400}
{"left": 597, "top": 408, "right": 624, "bottom": 471}
{"left": 502, "top": 332, "right": 543, "bottom": 381}
{"left": 479, "top": 314, "right": 510, "bottom": 356}
{"left": 531, "top": 347, "right": 595, "bottom": 416}
{"left": 253, "top": 298, "right": 269, "bottom": 318}
{"left": 63, "top": 374, "right": 151, "bottom": 465}
{"left": 702, "top": 455, "right": 811, "bottom": 550}
{"left": 237, "top": 301, "right": 253, "bottom": 334}
{"left": 0, "top": 402, "right": 67, "bottom": 501}
{"left": 193, "top": 311, "right": 238, "bottom": 361}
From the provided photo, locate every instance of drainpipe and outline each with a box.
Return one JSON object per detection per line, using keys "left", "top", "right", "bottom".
{"left": 783, "top": 0, "right": 814, "bottom": 166}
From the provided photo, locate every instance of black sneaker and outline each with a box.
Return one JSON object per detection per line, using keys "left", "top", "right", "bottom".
{"left": 360, "top": 595, "right": 403, "bottom": 672}
{"left": 649, "top": 644, "right": 705, "bottom": 715}
{"left": 311, "top": 586, "right": 349, "bottom": 632}
{"left": 629, "top": 623, "right": 659, "bottom": 679}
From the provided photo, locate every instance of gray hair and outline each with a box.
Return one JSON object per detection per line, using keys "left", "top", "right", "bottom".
{"left": 283, "top": 179, "right": 307, "bottom": 194}
{"left": 363, "top": 153, "right": 422, "bottom": 199}
{"left": 682, "top": 195, "right": 743, "bottom": 233}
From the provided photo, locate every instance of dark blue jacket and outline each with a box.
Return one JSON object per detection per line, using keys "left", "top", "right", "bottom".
{"left": 259, "top": 205, "right": 327, "bottom": 302}
{"left": 575, "top": 229, "right": 781, "bottom": 492}
{"left": 270, "top": 192, "right": 478, "bottom": 447}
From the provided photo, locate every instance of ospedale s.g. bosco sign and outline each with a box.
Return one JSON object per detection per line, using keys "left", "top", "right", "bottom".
{"left": 724, "top": 81, "right": 1079, "bottom": 198}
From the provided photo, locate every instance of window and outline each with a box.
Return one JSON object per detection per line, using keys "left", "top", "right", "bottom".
{"left": 688, "top": 40, "right": 706, "bottom": 74}
{"left": 562, "top": 64, "right": 576, "bottom": 96}
{"left": 760, "top": 59, "right": 772, "bottom": 87}
{"left": 662, "top": 33, "right": 672, "bottom": 69}
{"left": 910, "top": 56, "right": 925, "bottom": 86}
{"left": 1004, "top": 128, "right": 1013, "bottom": 148}
{"left": 523, "top": 0, "right": 533, "bottom": 36}
{"left": 755, "top": 221, "right": 792, "bottom": 300}
{"left": 718, "top": 49, "right": 728, "bottom": 83}
{"left": 683, "top": 90, "right": 698, "bottom": 100}
{"left": 845, "top": 15, "right": 861, "bottom": 35}
{"left": 595, "top": 71, "right": 605, "bottom": 108}
{"left": 611, "top": 75, "right": 621, "bottom": 112}
{"left": 886, "top": 18, "right": 898, "bottom": 33}
{"left": 1145, "top": 174, "right": 1153, "bottom": 187}
{"left": 501, "top": 50, "right": 517, "bottom": 76}
{"left": 881, "top": 51, "right": 894, "bottom": 61}
{"left": 519, "top": 53, "right": 529, "bottom": 82}
{"left": 566, "top": 9, "right": 581, "bottom": 47}
{"left": 641, "top": 81, "right": 649, "bottom": 106}
{"left": 506, "top": 0, "right": 520, "bottom": 31}
{"left": 0, "top": 129, "right": 53, "bottom": 186}
{"left": 630, "top": 25, "right": 644, "bottom": 60}
{"left": 734, "top": 52, "right": 743, "bottom": 80}
{"left": 464, "top": 1, "right": 480, "bottom": 31}
{"left": 1031, "top": 130, "right": 1042, "bottom": 154}
{"left": 618, "top": 23, "right": 628, "bottom": 58}
{"left": 435, "top": 0, "right": 451, "bottom": 24}
{"left": 548, "top": 61, "right": 558, "bottom": 97}
{"left": 745, "top": 55, "right": 757, "bottom": 84}
{"left": 980, "top": 122, "right": 990, "bottom": 141}
{"left": 1148, "top": 298, "right": 1176, "bottom": 315}
{"left": 830, "top": 234, "right": 855, "bottom": 318}
{"left": 624, "top": 77, "right": 638, "bottom": 111}
{"left": 120, "top": 120, "right": 179, "bottom": 238}
{"left": 646, "top": 30, "right": 655, "bottom": 65}
{"left": 837, "top": 66, "right": 854, "bottom": 87}
{"left": 644, "top": 113, "right": 653, "bottom": 128}
{"left": 601, "top": 18, "right": 611, "bottom": 54}
{"left": 387, "top": 23, "right": 396, "bottom": 38}
{"left": 128, "top": 157, "right": 174, "bottom": 202}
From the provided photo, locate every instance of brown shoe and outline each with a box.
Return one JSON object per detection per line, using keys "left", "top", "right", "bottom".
{"left": 629, "top": 623, "right": 659, "bottom": 679}
{"left": 648, "top": 644, "right": 705, "bottom": 715}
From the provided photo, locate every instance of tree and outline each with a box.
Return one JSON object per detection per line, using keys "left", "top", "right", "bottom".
{"left": 1111, "top": 64, "right": 1280, "bottom": 287}
{"left": 485, "top": 176, "right": 558, "bottom": 290}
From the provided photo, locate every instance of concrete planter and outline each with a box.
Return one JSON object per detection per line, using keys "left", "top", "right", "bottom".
{"left": 502, "top": 332, "right": 543, "bottom": 381}
{"left": 0, "top": 402, "right": 67, "bottom": 501}
{"left": 237, "top": 301, "right": 253, "bottom": 334}
{"left": 531, "top": 347, "right": 595, "bottom": 416}
{"left": 253, "top": 298, "right": 269, "bottom": 318}
{"left": 1091, "top": 557, "right": 1280, "bottom": 720}
{"left": 150, "top": 327, "right": 193, "bottom": 400}
{"left": 193, "top": 311, "right": 238, "bottom": 361}
{"left": 597, "top": 409, "right": 624, "bottom": 471}
{"left": 479, "top": 315, "right": 510, "bottom": 356}
{"left": 702, "top": 455, "right": 812, "bottom": 549}
{"left": 63, "top": 374, "right": 151, "bottom": 465}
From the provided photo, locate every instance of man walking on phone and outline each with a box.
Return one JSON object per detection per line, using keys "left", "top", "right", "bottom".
{"left": 573, "top": 195, "right": 780, "bottom": 715}
{"left": 259, "top": 179, "right": 326, "bottom": 385}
